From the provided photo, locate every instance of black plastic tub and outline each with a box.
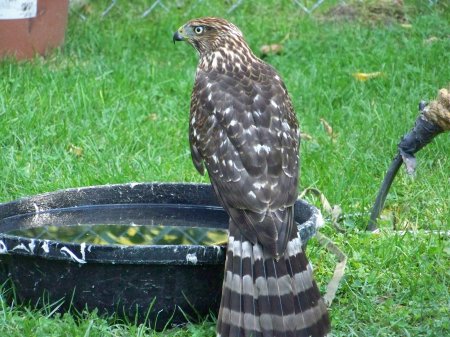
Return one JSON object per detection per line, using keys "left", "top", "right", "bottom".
{"left": 0, "top": 183, "right": 322, "bottom": 329}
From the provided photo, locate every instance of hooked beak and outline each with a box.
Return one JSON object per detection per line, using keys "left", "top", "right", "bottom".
{"left": 173, "top": 30, "right": 185, "bottom": 44}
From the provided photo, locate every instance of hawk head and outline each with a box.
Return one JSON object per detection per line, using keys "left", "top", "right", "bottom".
{"left": 173, "top": 17, "right": 246, "bottom": 55}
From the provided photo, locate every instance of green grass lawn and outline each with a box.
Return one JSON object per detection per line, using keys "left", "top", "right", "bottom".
{"left": 0, "top": 0, "right": 449, "bottom": 336}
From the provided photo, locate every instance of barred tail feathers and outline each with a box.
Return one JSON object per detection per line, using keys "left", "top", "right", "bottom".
{"left": 217, "top": 223, "right": 330, "bottom": 337}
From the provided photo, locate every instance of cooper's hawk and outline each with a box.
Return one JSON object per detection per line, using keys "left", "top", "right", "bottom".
{"left": 173, "top": 17, "right": 330, "bottom": 337}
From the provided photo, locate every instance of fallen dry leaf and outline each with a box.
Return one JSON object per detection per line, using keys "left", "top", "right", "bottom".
{"left": 320, "top": 118, "right": 334, "bottom": 138}
{"left": 260, "top": 44, "right": 284, "bottom": 56}
{"left": 68, "top": 144, "right": 83, "bottom": 157}
{"left": 147, "top": 113, "right": 158, "bottom": 121}
{"left": 300, "top": 132, "right": 314, "bottom": 141}
{"left": 352, "top": 71, "right": 383, "bottom": 81}
{"left": 424, "top": 36, "right": 439, "bottom": 44}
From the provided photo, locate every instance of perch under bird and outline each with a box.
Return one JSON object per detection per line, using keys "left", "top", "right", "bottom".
{"left": 368, "top": 87, "right": 450, "bottom": 231}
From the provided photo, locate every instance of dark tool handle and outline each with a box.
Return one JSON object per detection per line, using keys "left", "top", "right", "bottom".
{"left": 367, "top": 154, "right": 403, "bottom": 231}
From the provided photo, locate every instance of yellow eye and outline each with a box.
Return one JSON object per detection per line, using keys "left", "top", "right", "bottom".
{"left": 194, "top": 26, "right": 204, "bottom": 34}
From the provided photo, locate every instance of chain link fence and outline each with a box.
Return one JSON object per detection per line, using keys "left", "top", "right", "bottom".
{"left": 71, "top": 0, "right": 331, "bottom": 18}
{"left": 71, "top": 0, "right": 443, "bottom": 21}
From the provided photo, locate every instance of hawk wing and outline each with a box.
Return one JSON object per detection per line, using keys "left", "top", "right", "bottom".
{"left": 190, "top": 61, "right": 299, "bottom": 256}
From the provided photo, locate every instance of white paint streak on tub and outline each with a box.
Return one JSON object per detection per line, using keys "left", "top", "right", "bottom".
{"left": 42, "top": 240, "right": 50, "bottom": 253}
{"left": 60, "top": 246, "right": 86, "bottom": 264}
{"left": 80, "top": 242, "right": 86, "bottom": 260}
{"left": 0, "top": 241, "right": 7, "bottom": 253}
{"left": 186, "top": 253, "right": 198, "bottom": 264}
{"left": 33, "top": 203, "right": 40, "bottom": 213}
{"left": 12, "top": 243, "right": 30, "bottom": 253}
{"left": 212, "top": 245, "right": 222, "bottom": 258}
{"left": 28, "top": 240, "right": 36, "bottom": 253}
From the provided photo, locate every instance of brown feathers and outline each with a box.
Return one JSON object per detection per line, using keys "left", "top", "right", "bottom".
{"left": 175, "top": 17, "right": 330, "bottom": 337}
